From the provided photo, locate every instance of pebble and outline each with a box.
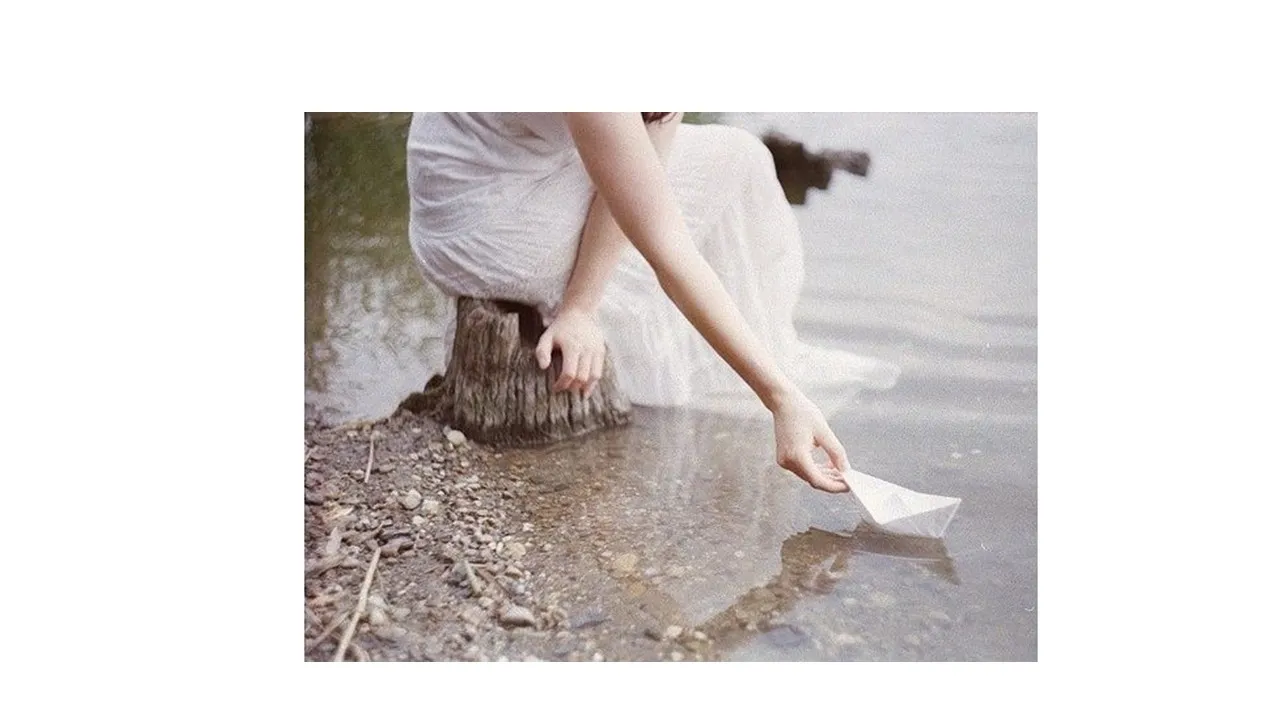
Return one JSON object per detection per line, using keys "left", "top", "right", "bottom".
{"left": 479, "top": 596, "right": 495, "bottom": 609}
{"left": 611, "top": 553, "right": 639, "bottom": 573}
{"left": 412, "top": 515, "right": 427, "bottom": 527}
{"left": 422, "top": 500, "right": 442, "bottom": 516}
{"left": 461, "top": 605, "right": 485, "bottom": 626}
{"left": 592, "top": 652, "right": 604, "bottom": 662}
{"left": 445, "top": 429, "right": 467, "bottom": 446}
{"left": 670, "top": 651, "right": 684, "bottom": 662}
{"left": 503, "top": 542, "right": 527, "bottom": 559}
{"left": 373, "top": 625, "right": 411, "bottom": 642}
{"left": 950, "top": 452, "right": 963, "bottom": 459}
{"left": 400, "top": 489, "right": 423, "bottom": 510}
{"left": 368, "top": 607, "right": 389, "bottom": 627}
{"left": 499, "top": 605, "right": 538, "bottom": 628}
{"left": 692, "top": 630, "right": 708, "bottom": 642}
{"left": 664, "top": 625, "right": 683, "bottom": 640}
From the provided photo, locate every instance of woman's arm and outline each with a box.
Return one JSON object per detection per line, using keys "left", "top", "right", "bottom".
{"left": 557, "top": 114, "right": 680, "bottom": 318}
{"left": 564, "top": 112, "right": 851, "bottom": 493}
{"left": 537, "top": 115, "right": 681, "bottom": 394}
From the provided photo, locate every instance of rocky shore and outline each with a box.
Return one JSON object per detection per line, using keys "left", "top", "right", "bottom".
{"left": 303, "top": 411, "right": 710, "bottom": 662}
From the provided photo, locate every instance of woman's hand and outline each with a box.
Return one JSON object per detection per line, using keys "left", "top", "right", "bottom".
{"left": 770, "top": 388, "right": 851, "bottom": 494}
{"left": 535, "top": 307, "right": 607, "bottom": 395}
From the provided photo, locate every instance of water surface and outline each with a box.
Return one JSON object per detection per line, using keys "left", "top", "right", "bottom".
{"left": 304, "top": 112, "right": 1037, "bottom": 660}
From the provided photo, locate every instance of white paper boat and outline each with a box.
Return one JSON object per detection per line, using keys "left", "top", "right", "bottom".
{"left": 846, "top": 470, "right": 961, "bottom": 539}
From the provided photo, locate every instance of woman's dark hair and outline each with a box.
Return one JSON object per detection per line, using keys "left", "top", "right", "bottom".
{"left": 642, "top": 112, "right": 675, "bottom": 124}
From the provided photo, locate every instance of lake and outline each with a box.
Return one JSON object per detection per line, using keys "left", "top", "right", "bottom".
{"left": 304, "top": 112, "right": 1037, "bottom": 660}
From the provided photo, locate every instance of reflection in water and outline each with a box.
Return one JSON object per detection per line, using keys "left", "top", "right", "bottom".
{"left": 305, "top": 113, "right": 450, "bottom": 423}
{"left": 693, "top": 527, "right": 957, "bottom": 654}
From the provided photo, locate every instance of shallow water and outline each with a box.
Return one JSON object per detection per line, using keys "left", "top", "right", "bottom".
{"left": 304, "top": 112, "right": 1037, "bottom": 660}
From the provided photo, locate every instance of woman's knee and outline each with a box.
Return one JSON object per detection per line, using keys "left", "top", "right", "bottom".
{"left": 677, "top": 124, "right": 776, "bottom": 187}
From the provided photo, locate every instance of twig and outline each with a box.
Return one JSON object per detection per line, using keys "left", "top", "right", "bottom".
{"left": 305, "top": 607, "right": 352, "bottom": 654}
{"left": 363, "top": 435, "right": 375, "bottom": 483}
{"left": 350, "top": 642, "right": 371, "bottom": 662}
{"left": 333, "top": 548, "right": 380, "bottom": 662}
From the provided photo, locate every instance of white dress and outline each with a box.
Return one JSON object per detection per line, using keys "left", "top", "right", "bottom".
{"left": 407, "top": 113, "right": 898, "bottom": 416}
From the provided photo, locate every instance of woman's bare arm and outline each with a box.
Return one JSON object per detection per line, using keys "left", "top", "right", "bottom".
{"left": 557, "top": 114, "right": 681, "bottom": 317}
{"left": 565, "top": 112, "right": 795, "bottom": 409}
{"left": 539, "top": 115, "right": 681, "bottom": 394}
{"left": 564, "top": 112, "right": 850, "bottom": 492}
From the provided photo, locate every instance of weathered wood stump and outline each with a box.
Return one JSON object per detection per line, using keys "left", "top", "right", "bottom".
{"left": 762, "top": 131, "right": 871, "bottom": 205}
{"left": 398, "top": 297, "right": 631, "bottom": 447}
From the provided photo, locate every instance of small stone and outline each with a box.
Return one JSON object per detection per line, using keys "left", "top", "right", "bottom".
{"left": 664, "top": 625, "right": 683, "bottom": 640}
{"left": 499, "top": 605, "right": 538, "bottom": 628}
{"left": 381, "top": 538, "right": 412, "bottom": 557}
{"left": 479, "top": 596, "right": 495, "bottom": 609}
{"left": 411, "top": 515, "right": 427, "bottom": 527}
{"left": 503, "top": 542, "right": 527, "bottom": 559}
{"left": 368, "top": 607, "right": 389, "bottom": 627}
{"left": 373, "top": 625, "right": 410, "bottom": 642}
{"left": 692, "top": 630, "right": 708, "bottom": 642}
{"left": 592, "top": 652, "right": 604, "bottom": 662}
{"left": 423, "top": 500, "right": 442, "bottom": 516}
{"left": 927, "top": 610, "right": 952, "bottom": 622}
{"left": 611, "top": 553, "right": 639, "bottom": 573}
{"left": 461, "top": 605, "right": 485, "bottom": 626}
{"left": 400, "top": 489, "right": 423, "bottom": 510}
{"left": 733, "top": 550, "right": 745, "bottom": 558}
{"left": 670, "top": 651, "right": 684, "bottom": 662}
{"left": 542, "top": 543, "right": 553, "bottom": 552}
{"left": 970, "top": 449, "right": 982, "bottom": 455}
{"left": 446, "top": 429, "right": 467, "bottom": 446}
{"left": 950, "top": 452, "right": 963, "bottom": 459}
{"left": 522, "top": 522, "right": 534, "bottom": 532}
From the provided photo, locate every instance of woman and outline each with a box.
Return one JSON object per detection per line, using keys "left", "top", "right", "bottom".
{"left": 407, "top": 113, "right": 897, "bottom": 494}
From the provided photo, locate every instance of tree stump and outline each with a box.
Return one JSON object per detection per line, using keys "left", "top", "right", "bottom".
{"left": 398, "top": 298, "right": 631, "bottom": 447}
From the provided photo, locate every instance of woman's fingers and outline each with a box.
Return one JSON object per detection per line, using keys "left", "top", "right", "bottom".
{"left": 574, "top": 352, "right": 594, "bottom": 392}
{"left": 815, "top": 425, "right": 851, "bottom": 474}
{"left": 535, "top": 329, "right": 555, "bottom": 370}
{"left": 556, "top": 345, "right": 582, "bottom": 392}
{"left": 784, "top": 449, "right": 849, "bottom": 493}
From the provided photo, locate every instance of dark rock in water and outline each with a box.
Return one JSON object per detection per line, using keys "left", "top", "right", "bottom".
{"left": 761, "top": 623, "right": 809, "bottom": 649}
{"left": 762, "top": 131, "right": 871, "bottom": 205}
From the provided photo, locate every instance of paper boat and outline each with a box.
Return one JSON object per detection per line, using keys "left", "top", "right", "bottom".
{"left": 846, "top": 470, "right": 961, "bottom": 539}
